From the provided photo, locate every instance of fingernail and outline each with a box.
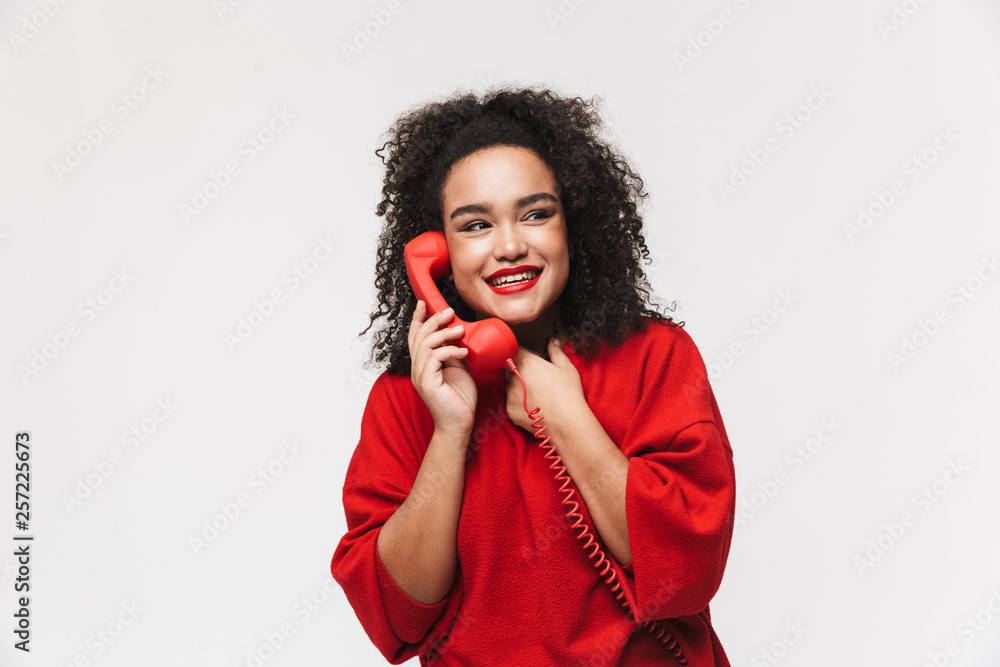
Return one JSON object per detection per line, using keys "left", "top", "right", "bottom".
{"left": 442, "top": 307, "right": 453, "bottom": 315}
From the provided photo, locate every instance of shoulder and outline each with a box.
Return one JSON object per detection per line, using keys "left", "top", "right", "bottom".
{"left": 591, "top": 317, "right": 712, "bottom": 400}
{"left": 363, "top": 368, "right": 426, "bottom": 419}
{"left": 565, "top": 316, "right": 697, "bottom": 364}
{"left": 354, "top": 369, "right": 434, "bottom": 466}
{"left": 566, "top": 316, "right": 707, "bottom": 382}
{"left": 624, "top": 318, "right": 719, "bottom": 428}
{"left": 617, "top": 316, "right": 704, "bottom": 369}
{"left": 369, "top": 367, "right": 414, "bottom": 396}
{"left": 629, "top": 315, "right": 695, "bottom": 346}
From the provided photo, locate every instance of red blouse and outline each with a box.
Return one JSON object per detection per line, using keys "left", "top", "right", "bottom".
{"left": 332, "top": 318, "right": 736, "bottom": 666}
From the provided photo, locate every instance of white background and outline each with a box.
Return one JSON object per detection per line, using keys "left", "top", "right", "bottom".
{"left": 2, "top": 1, "right": 999, "bottom": 666}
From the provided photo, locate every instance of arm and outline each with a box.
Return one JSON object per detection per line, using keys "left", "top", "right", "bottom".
{"left": 536, "top": 398, "right": 735, "bottom": 612}
{"left": 331, "top": 374, "right": 465, "bottom": 663}
{"left": 541, "top": 404, "right": 632, "bottom": 565}
{"left": 509, "top": 326, "right": 736, "bottom": 623}
{"left": 621, "top": 419, "right": 735, "bottom": 621}
{"left": 612, "top": 327, "right": 736, "bottom": 622}
{"left": 376, "top": 426, "right": 470, "bottom": 604}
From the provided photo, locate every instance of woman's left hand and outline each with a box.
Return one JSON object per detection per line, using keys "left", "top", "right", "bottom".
{"left": 505, "top": 338, "right": 587, "bottom": 434}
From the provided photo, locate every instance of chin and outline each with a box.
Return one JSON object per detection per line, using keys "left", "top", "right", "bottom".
{"left": 476, "top": 303, "right": 538, "bottom": 324}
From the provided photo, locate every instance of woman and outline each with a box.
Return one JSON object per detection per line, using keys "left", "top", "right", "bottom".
{"left": 331, "top": 86, "right": 736, "bottom": 666}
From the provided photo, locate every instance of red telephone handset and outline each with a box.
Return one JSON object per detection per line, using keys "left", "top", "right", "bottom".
{"left": 404, "top": 230, "right": 519, "bottom": 371}
{"left": 402, "top": 231, "right": 689, "bottom": 665}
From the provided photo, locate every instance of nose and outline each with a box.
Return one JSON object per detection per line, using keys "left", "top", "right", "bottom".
{"left": 493, "top": 222, "right": 528, "bottom": 262}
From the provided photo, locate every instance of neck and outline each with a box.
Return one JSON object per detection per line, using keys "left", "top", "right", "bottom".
{"left": 506, "top": 303, "right": 569, "bottom": 359}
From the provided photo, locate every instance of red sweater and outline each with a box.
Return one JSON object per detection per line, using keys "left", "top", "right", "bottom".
{"left": 331, "top": 318, "right": 736, "bottom": 666}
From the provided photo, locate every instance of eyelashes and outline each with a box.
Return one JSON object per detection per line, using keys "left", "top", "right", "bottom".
{"left": 461, "top": 210, "right": 553, "bottom": 231}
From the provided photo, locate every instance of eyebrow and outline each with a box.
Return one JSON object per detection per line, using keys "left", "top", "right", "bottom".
{"left": 449, "top": 192, "right": 558, "bottom": 221}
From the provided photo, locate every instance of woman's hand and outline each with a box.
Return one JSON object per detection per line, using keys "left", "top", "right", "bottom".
{"left": 408, "top": 300, "right": 477, "bottom": 440}
{"left": 505, "top": 338, "right": 587, "bottom": 435}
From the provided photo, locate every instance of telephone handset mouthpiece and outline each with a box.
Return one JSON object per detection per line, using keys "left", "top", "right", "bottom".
{"left": 404, "top": 231, "right": 519, "bottom": 371}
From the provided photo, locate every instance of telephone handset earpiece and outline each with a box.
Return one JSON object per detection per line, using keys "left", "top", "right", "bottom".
{"left": 404, "top": 231, "right": 519, "bottom": 371}
{"left": 402, "top": 231, "right": 689, "bottom": 665}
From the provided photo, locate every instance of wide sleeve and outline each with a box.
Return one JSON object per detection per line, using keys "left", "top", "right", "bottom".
{"left": 609, "top": 326, "right": 736, "bottom": 623}
{"left": 330, "top": 372, "right": 463, "bottom": 664}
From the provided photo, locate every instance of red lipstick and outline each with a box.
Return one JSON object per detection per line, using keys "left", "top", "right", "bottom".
{"left": 485, "top": 266, "right": 542, "bottom": 294}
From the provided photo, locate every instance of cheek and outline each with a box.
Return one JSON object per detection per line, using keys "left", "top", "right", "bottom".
{"left": 452, "top": 264, "right": 485, "bottom": 302}
{"left": 456, "top": 267, "right": 480, "bottom": 291}
{"left": 552, "top": 248, "right": 571, "bottom": 278}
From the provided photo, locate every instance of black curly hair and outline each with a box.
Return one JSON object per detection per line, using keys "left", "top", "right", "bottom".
{"left": 359, "top": 84, "right": 682, "bottom": 376}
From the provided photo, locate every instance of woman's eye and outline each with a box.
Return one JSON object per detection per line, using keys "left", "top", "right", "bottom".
{"left": 462, "top": 221, "right": 489, "bottom": 231}
{"left": 526, "top": 210, "right": 551, "bottom": 221}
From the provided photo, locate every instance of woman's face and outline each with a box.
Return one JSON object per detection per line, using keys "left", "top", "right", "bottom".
{"left": 441, "top": 145, "right": 571, "bottom": 328}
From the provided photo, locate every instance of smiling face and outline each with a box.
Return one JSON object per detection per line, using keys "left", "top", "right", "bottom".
{"left": 441, "top": 145, "right": 572, "bottom": 338}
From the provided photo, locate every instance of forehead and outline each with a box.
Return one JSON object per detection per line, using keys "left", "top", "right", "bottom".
{"left": 442, "top": 145, "right": 557, "bottom": 199}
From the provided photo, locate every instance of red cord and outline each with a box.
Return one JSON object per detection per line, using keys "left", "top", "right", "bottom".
{"left": 505, "top": 358, "right": 688, "bottom": 666}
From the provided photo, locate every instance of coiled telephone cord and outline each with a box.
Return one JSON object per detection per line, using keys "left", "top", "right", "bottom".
{"left": 506, "top": 359, "right": 688, "bottom": 666}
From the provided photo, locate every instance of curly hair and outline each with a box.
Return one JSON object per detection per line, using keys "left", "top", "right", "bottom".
{"left": 359, "top": 84, "right": 682, "bottom": 376}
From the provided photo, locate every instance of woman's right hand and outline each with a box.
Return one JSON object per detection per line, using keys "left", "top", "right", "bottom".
{"left": 408, "top": 300, "right": 477, "bottom": 440}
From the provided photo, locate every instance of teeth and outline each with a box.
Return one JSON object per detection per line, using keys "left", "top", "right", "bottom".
{"left": 489, "top": 270, "right": 539, "bottom": 287}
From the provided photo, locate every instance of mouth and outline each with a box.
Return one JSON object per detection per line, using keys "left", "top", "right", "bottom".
{"left": 485, "top": 269, "right": 541, "bottom": 287}
{"left": 485, "top": 269, "right": 542, "bottom": 294}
